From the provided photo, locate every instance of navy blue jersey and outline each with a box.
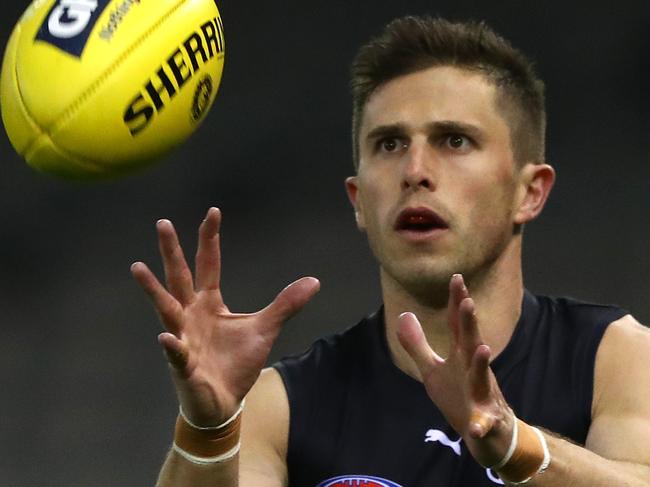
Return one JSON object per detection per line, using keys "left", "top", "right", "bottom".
{"left": 273, "top": 291, "right": 628, "bottom": 487}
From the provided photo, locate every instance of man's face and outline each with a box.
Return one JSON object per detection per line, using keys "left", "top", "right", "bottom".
{"left": 347, "top": 66, "right": 525, "bottom": 300}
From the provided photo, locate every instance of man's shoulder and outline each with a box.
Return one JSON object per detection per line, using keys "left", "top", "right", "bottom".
{"left": 527, "top": 290, "right": 628, "bottom": 331}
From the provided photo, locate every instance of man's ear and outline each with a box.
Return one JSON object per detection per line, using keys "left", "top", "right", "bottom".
{"left": 345, "top": 176, "right": 366, "bottom": 230}
{"left": 513, "top": 163, "right": 556, "bottom": 224}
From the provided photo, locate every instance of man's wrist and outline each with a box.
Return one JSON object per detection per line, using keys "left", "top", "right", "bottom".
{"left": 173, "top": 401, "right": 245, "bottom": 465}
{"left": 488, "top": 415, "right": 551, "bottom": 484}
{"left": 179, "top": 401, "right": 245, "bottom": 430}
{"left": 489, "top": 412, "right": 519, "bottom": 471}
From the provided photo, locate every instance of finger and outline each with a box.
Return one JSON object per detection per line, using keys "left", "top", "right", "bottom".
{"left": 258, "top": 277, "right": 321, "bottom": 332}
{"left": 447, "top": 274, "right": 469, "bottom": 346}
{"left": 468, "top": 345, "right": 498, "bottom": 439}
{"left": 458, "top": 297, "right": 483, "bottom": 367}
{"left": 469, "top": 407, "right": 496, "bottom": 439}
{"left": 131, "top": 262, "right": 184, "bottom": 335}
{"left": 157, "top": 219, "right": 195, "bottom": 305}
{"left": 469, "top": 344, "right": 493, "bottom": 401}
{"left": 195, "top": 207, "right": 222, "bottom": 292}
{"left": 158, "top": 332, "right": 191, "bottom": 375}
{"left": 450, "top": 273, "right": 469, "bottom": 306}
{"left": 397, "top": 312, "right": 444, "bottom": 376}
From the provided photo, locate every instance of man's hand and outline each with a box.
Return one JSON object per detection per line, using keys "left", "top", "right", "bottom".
{"left": 131, "top": 207, "right": 320, "bottom": 427}
{"left": 396, "top": 274, "right": 513, "bottom": 468}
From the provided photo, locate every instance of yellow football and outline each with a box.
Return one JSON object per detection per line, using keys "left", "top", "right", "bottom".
{"left": 1, "top": 0, "right": 225, "bottom": 179}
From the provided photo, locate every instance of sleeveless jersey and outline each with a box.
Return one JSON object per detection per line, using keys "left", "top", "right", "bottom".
{"left": 273, "top": 290, "right": 628, "bottom": 487}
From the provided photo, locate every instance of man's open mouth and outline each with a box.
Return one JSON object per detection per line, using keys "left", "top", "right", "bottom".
{"left": 395, "top": 207, "right": 449, "bottom": 233}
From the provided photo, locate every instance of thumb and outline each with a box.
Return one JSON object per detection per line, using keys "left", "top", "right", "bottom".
{"left": 158, "top": 332, "right": 191, "bottom": 377}
{"left": 260, "top": 277, "right": 321, "bottom": 326}
{"left": 397, "top": 312, "right": 443, "bottom": 375}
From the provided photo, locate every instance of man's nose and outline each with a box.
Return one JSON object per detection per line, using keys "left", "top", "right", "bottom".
{"left": 401, "top": 142, "right": 437, "bottom": 191}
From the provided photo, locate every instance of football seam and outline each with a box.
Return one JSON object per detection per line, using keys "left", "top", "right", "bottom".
{"left": 10, "top": 24, "right": 46, "bottom": 149}
{"left": 48, "top": 0, "right": 192, "bottom": 136}
{"left": 30, "top": 133, "right": 109, "bottom": 173}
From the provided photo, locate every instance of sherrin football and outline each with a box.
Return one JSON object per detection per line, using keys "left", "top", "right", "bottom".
{"left": 1, "top": 0, "right": 225, "bottom": 179}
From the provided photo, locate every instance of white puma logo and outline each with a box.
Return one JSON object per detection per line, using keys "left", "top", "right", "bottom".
{"left": 424, "top": 429, "right": 462, "bottom": 456}
{"left": 424, "top": 429, "right": 504, "bottom": 485}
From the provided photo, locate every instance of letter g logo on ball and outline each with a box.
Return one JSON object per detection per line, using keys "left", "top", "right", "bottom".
{"left": 48, "top": 0, "right": 98, "bottom": 38}
{"left": 35, "top": 0, "right": 110, "bottom": 57}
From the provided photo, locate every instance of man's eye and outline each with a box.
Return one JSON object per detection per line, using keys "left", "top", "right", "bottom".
{"left": 445, "top": 134, "right": 471, "bottom": 151}
{"left": 379, "top": 137, "right": 405, "bottom": 152}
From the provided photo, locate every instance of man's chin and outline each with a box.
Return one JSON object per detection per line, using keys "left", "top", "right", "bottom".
{"left": 382, "top": 265, "right": 458, "bottom": 308}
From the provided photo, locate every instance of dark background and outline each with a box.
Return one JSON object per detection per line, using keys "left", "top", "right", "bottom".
{"left": 0, "top": 0, "right": 648, "bottom": 485}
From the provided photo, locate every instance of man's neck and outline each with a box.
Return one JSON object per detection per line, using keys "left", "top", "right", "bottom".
{"left": 381, "top": 248, "right": 524, "bottom": 381}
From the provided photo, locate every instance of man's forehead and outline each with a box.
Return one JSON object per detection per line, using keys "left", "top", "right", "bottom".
{"left": 360, "top": 65, "right": 504, "bottom": 135}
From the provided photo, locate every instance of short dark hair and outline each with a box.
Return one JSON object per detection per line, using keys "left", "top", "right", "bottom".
{"left": 350, "top": 16, "right": 546, "bottom": 169}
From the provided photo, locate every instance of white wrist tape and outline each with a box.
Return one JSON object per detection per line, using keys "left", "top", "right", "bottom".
{"left": 173, "top": 400, "right": 245, "bottom": 465}
{"left": 491, "top": 412, "right": 518, "bottom": 470}
{"left": 179, "top": 400, "right": 245, "bottom": 430}
{"left": 506, "top": 427, "right": 551, "bottom": 485}
{"left": 172, "top": 441, "right": 241, "bottom": 465}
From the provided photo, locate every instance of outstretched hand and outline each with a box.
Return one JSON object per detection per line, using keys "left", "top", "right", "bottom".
{"left": 131, "top": 207, "right": 320, "bottom": 427}
{"left": 397, "top": 274, "right": 513, "bottom": 467}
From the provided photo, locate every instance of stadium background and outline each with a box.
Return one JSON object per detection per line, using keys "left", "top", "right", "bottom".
{"left": 0, "top": 0, "right": 647, "bottom": 485}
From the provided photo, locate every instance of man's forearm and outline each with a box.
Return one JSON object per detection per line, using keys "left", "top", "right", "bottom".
{"left": 155, "top": 449, "right": 238, "bottom": 487}
{"left": 520, "top": 434, "right": 650, "bottom": 487}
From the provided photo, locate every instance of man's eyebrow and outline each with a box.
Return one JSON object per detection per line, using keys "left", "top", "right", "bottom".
{"left": 364, "top": 121, "right": 484, "bottom": 142}
{"left": 427, "top": 120, "right": 484, "bottom": 139}
{"left": 364, "top": 123, "right": 408, "bottom": 142}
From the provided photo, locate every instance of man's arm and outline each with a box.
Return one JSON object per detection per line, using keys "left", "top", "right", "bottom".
{"left": 398, "top": 276, "right": 650, "bottom": 485}
{"left": 239, "top": 368, "right": 290, "bottom": 486}
{"left": 508, "top": 315, "right": 650, "bottom": 486}
{"left": 132, "top": 208, "right": 316, "bottom": 487}
{"left": 155, "top": 368, "right": 290, "bottom": 487}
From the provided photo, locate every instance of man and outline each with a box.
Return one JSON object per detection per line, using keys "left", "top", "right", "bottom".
{"left": 131, "top": 16, "right": 650, "bottom": 486}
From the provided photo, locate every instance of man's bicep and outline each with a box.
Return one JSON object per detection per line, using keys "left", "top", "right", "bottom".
{"left": 587, "top": 315, "right": 650, "bottom": 465}
{"left": 587, "top": 412, "right": 650, "bottom": 464}
{"left": 239, "top": 367, "right": 290, "bottom": 487}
